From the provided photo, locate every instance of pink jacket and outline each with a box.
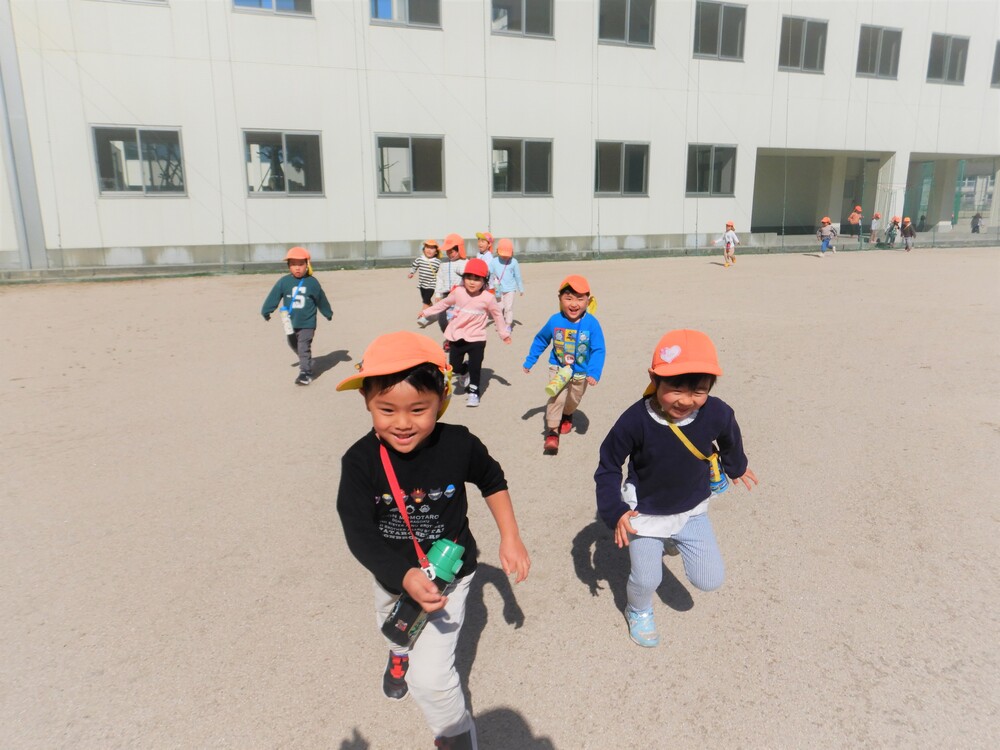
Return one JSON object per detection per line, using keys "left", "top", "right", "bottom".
{"left": 423, "top": 287, "right": 509, "bottom": 342}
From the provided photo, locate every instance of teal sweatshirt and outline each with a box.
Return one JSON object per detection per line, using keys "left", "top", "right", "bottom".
{"left": 261, "top": 274, "right": 332, "bottom": 329}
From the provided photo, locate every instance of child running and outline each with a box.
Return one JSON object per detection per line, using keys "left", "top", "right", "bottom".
{"left": 488, "top": 238, "right": 524, "bottom": 332}
{"left": 409, "top": 240, "right": 442, "bottom": 314}
{"left": 594, "top": 329, "right": 758, "bottom": 647}
{"left": 419, "top": 258, "right": 510, "bottom": 407}
{"left": 816, "top": 216, "right": 838, "bottom": 256}
{"left": 336, "top": 331, "right": 530, "bottom": 750}
{"left": 900, "top": 216, "right": 917, "bottom": 252}
{"left": 260, "top": 246, "right": 332, "bottom": 386}
{"left": 432, "top": 234, "right": 468, "bottom": 340}
{"left": 715, "top": 221, "right": 740, "bottom": 267}
{"left": 522, "top": 275, "right": 605, "bottom": 455}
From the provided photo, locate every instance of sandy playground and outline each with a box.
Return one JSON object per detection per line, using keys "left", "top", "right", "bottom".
{"left": 2, "top": 246, "right": 999, "bottom": 749}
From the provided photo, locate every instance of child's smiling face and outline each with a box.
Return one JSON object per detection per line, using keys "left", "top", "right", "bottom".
{"left": 423, "top": 244, "right": 438, "bottom": 258}
{"left": 288, "top": 259, "right": 308, "bottom": 278}
{"left": 365, "top": 381, "right": 442, "bottom": 454}
{"left": 559, "top": 290, "right": 589, "bottom": 321}
{"left": 651, "top": 378, "right": 712, "bottom": 422}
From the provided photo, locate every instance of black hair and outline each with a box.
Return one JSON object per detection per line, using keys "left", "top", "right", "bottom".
{"left": 651, "top": 372, "right": 717, "bottom": 392}
{"left": 360, "top": 362, "right": 446, "bottom": 400}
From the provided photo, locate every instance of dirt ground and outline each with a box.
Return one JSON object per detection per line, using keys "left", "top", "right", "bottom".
{"left": 2, "top": 246, "right": 999, "bottom": 749}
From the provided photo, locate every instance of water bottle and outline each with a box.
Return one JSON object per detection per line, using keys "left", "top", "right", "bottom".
{"left": 381, "top": 539, "right": 465, "bottom": 648}
{"left": 707, "top": 453, "right": 729, "bottom": 495}
{"left": 545, "top": 366, "right": 573, "bottom": 397}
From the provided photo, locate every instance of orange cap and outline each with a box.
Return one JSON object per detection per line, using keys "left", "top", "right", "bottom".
{"left": 854, "top": 205, "right": 862, "bottom": 212}
{"left": 559, "top": 275, "right": 590, "bottom": 295}
{"left": 423, "top": 239, "right": 439, "bottom": 249}
{"left": 903, "top": 217, "right": 911, "bottom": 223}
{"left": 336, "top": 331, "right": 453, "bottom": 415}
{"left": 874, "top": 212, "right": 881, "bottom": 219}
{"left": 725, "top": 220, "right": 734, "bottom": 228}
{"left": 821, "top": 217, "right": 831, "bottom": 224}
{"left": 475, "top": 232, "right": 493, "bottom": 247}
{"left": 496, "top": 238, "right": 514, "bottom": 258}
{"left": 892, "top": 216, "right": 900, "bottom": 223}
{"left": 463, "top": 258, "right": 489, "bottom": 278}
{"left": 649, "top": 330, "right": 722, "bottom": 379}
{"left": 285, "top": 246, "right": 310, "bottom": 261}
{"left": 441, "top": 233, "right": 466, "bottom": 259}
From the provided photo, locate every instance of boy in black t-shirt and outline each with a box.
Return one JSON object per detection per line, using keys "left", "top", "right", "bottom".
{"left": 336, "top": 331, "right": 530, "bottom": 750}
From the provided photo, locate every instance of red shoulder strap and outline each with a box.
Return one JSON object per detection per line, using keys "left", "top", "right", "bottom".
{"left": 379, "top": 443, "right": 430, "bottom": 569}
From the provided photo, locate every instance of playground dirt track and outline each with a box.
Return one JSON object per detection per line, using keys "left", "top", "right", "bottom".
{"left": 2, "top": 246, "right": 999, "bottom": 748}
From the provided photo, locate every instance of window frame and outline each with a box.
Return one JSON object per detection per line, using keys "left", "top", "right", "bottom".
{"left": 244, "top": 129, "right": 325, "bottom": 197}
{"left": 375, "top": 134, "right": 446, "bottom": 196}
{"left": 491, "top": 0, "right": 554, "bottom": 38}
{"left": 370, "top": 0, "right": 441, "bottom": 29}
{"left": 232, "top": 0, "right": 314, "bottom": 17}
{"left": 685, "top": 144, "right": 737, "bottom": 197}
{"left": 92, "top": 126, "right": 187, "bottom": 197}
{"left": 598, "top": 0, "right": 656, "bottom": 48}
{"left": 778, "top": 15, "right": 827, "bottom": 73}
{"left": 491, "top": 137, "right": 553, "bottom": 196}
{"left": 856, "top": 24, "right": 902, "bottom": 79}
{"left": 693, "top": 1, "right": 746, "bottom": 61}
{"left": 594, "top": 140, "right": 650, "bottom": 197}
{"left": 992, "top": 41, "right": 1000, "bottom": 87}
{"left": 926, "top": 32, "right": 970, "bottom": 85}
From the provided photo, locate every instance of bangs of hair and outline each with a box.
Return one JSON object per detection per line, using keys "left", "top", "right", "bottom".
{"left": 653, "top": 373, "right": 717, "bottom": 392}
{"left": 361, "top": 362, "right": 446, "bottom": 399}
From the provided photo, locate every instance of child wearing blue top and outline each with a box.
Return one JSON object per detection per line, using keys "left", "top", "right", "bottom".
{"left": 522, "top": 275, "right": 605, "bottom": 455}
{"left": 594, "top": 330, "right": 757, "bottom": 647}
{"left": 260, "top": 246, "right": 333, "bottom": 386}
{"left": 488, "top": 238, "right": 524, "bottom": 332}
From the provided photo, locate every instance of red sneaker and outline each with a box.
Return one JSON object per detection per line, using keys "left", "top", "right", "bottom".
{"left": 543, "top": 433, "right": 559, "bottom": 455}
{"left": 559, "top": 415, "right": 573, "bottom": 434}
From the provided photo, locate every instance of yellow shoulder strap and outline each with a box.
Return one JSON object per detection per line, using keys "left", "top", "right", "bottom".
{"left": 666, "top": 422, "right": 708, "bottom": 461}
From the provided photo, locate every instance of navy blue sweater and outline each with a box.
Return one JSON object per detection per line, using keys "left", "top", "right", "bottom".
{"left": 594, "top": 396, "right": 748, "bottom": 528}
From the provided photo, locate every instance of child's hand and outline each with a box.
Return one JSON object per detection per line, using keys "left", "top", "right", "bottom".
{"left": 734, "top": 467, "right": 759, "bottom": 490}
{"left": 586, "top": 376, "right": 598, "bottom": 386}
{"left": 402, "top": 567, "right": 448, "bottom": 614}
{"left": 263, "top": 313, "right": 271, "bottom": 321}
{"left": 407, "top": 273, "right": 414, "bottom": 278}
{"left": 522, "top": 367, "right": 531, "bottom": 374}
{"left": 615, "top": 510, "right": 639, "bottom": 548}
{"left": 499, "top": 535, "right": 531, "bottom": 583}
{"left": 502, "top": 337, "right": 512, "bottom": 345}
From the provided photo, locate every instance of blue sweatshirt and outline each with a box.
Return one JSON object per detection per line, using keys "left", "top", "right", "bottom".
{"left": 488, "top": 257, "right": 524, "bottom": 294}
{"left": 261, "top": 274, "right": 332, "bottom": 329}
{"left": 594, "top": 396, "right": 748, "bottom": 528}
{"left": 523, "top": 311, "right": 606, "bottom": 380}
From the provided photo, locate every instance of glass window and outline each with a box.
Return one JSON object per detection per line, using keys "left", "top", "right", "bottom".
{"left": 694, "top": 1, "right": 745, "bottom": 60}
{"left": 244, "top": 131, "right": 323, "bottom": 195}
{"left": 93, "top": 127, "right": 185, "bottom": 195}
{"left": 599, "top": 0, "right": 655, "bottom": 47}
{"left": 377, "top": 135, "right": 444, "bottom": 194}
{"left": 857, "top": 25, "right": 902, "bottom": 79}
{"left": 927, "top": 33, "right": 969, "bottom": 84}
{"left": 992, "top": 41, "right": 1000, "bottom": 87}
{"left": 492, "top": 138, "right": 552, "bottom": 195}
{"left": 371, "top": 0, "right": 440, "bottom": 27}
{"left": 492, "top": 0, "right": 553, "bottom": 37}
{"left": 686, "top": 144, "right": 736, "bottom": 196}
{"left": 779, "top": 16, "right": 827, "bottom": 72}
{"left": 233, "top": 0, "right": 313, "bottom": 15}
{"left": 595, "top": 141, "right": 649, "bottom": 195}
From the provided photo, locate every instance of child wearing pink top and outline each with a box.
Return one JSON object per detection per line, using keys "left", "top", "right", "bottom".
{"left": 419, "top": 258, "right": 511, "bottom": 407}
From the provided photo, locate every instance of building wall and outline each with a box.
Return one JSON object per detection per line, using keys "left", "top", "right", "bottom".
{"left": 3, "top": 0, "right": 999, "bottom": 272}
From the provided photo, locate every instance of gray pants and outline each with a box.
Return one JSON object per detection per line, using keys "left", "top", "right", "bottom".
{"left": 286, "top": 328, "right": 315, "bottom": 375}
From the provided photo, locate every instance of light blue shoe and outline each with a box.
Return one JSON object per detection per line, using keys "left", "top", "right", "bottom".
{"left": 626, "top": 607, "right": 660, "bottom": 647}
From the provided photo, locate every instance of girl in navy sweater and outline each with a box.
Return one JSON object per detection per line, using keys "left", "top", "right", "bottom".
{"left": 594, "top": 330, "right": 757, "bottom": 647}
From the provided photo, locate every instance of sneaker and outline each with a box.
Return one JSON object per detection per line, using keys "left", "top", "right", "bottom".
{"left": 466, "top": 392, "right": 480, "bottom": 407}
{"left": 830, "top": 245, "right": 837, "bottom": 253}
{"left": 382, "top": 652, "right": 409, "bottom": 700}
{"left": 295, "top": 372, "right": 312, "bottom": 386}
{"left": 559, "top": 414, "right": 573, "bottom": 435}
{"left": 724, "top": 262, "right": 731, "bottom": 268}
{"left": 543, "top": 432, "right": 559, "bottom": 455}
{"left": 443, "top": 341, "right": 451, "bottom": 353}
{"left": 434, "top": 730, "right": 474, "bottom": 750}
{"left": 626, "top": 607, "right": 660, "bottom": 647}
{"left": 459, "top": 373, "right": 470, "bottom": 392}
{"left": 417, "top": 317, "right": 430, "bottom": 328}
{"left": 663, "top": 539, "right": 680, "bottom": 557}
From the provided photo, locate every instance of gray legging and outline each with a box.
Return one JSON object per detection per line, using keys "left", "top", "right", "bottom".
{"left": 287, "top": 328, "right": 315, "bottom": 375}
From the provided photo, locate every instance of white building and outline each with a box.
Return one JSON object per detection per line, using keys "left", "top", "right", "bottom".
{"left": 1, "top": 0, "right": 998, "bottom": 275}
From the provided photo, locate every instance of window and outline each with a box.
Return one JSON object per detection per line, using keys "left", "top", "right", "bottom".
{"left": 927, "top": 33, "right": 969, "bottom": 84}
{"left": 779, "top": 16, "right": 826, "bottom": 72}
{"left": 371, "top": 0, "right": 440, "bottom": 27}
{"left": 377, "top": 136, "right": 444, "bottom": 194}
{"left": 694, "top": 1, "right": 745, "bottom": 60}
{"left": 233, "top": 0, "right": 312, "bottom": 15}
{"left": 492, "top": 0, "right": 553, "bottom": 37}
{"left": 598, "top": 0, "right": 655, "bottom": 47}
{"left": 245, "top": 131, "right": 323, "bottom": 194}
{"left": 686, "top": 144, "right": 736, "bottom": 196}
{"left": 993, "top": 41, "right": 1000, "bottom": 87}
{"left": 93, "top": 127, "right": 185, "bottom": 194}
{"left": 595, "top": 142, "right": 648, "bottom": 195}
{"left": 492, "top": 139, "right": 552, "bottom": 195}
{"left": 856, "top": 25, "right": 902, "bottom": 79}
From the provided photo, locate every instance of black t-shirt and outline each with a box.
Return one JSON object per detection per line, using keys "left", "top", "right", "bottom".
{"left": 337, "top": 423, "right": 507, "bottom": 593}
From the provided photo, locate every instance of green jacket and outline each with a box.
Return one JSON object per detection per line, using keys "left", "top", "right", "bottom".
{"left": 261, "top": 274, "right": 332, "bottom": 329}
